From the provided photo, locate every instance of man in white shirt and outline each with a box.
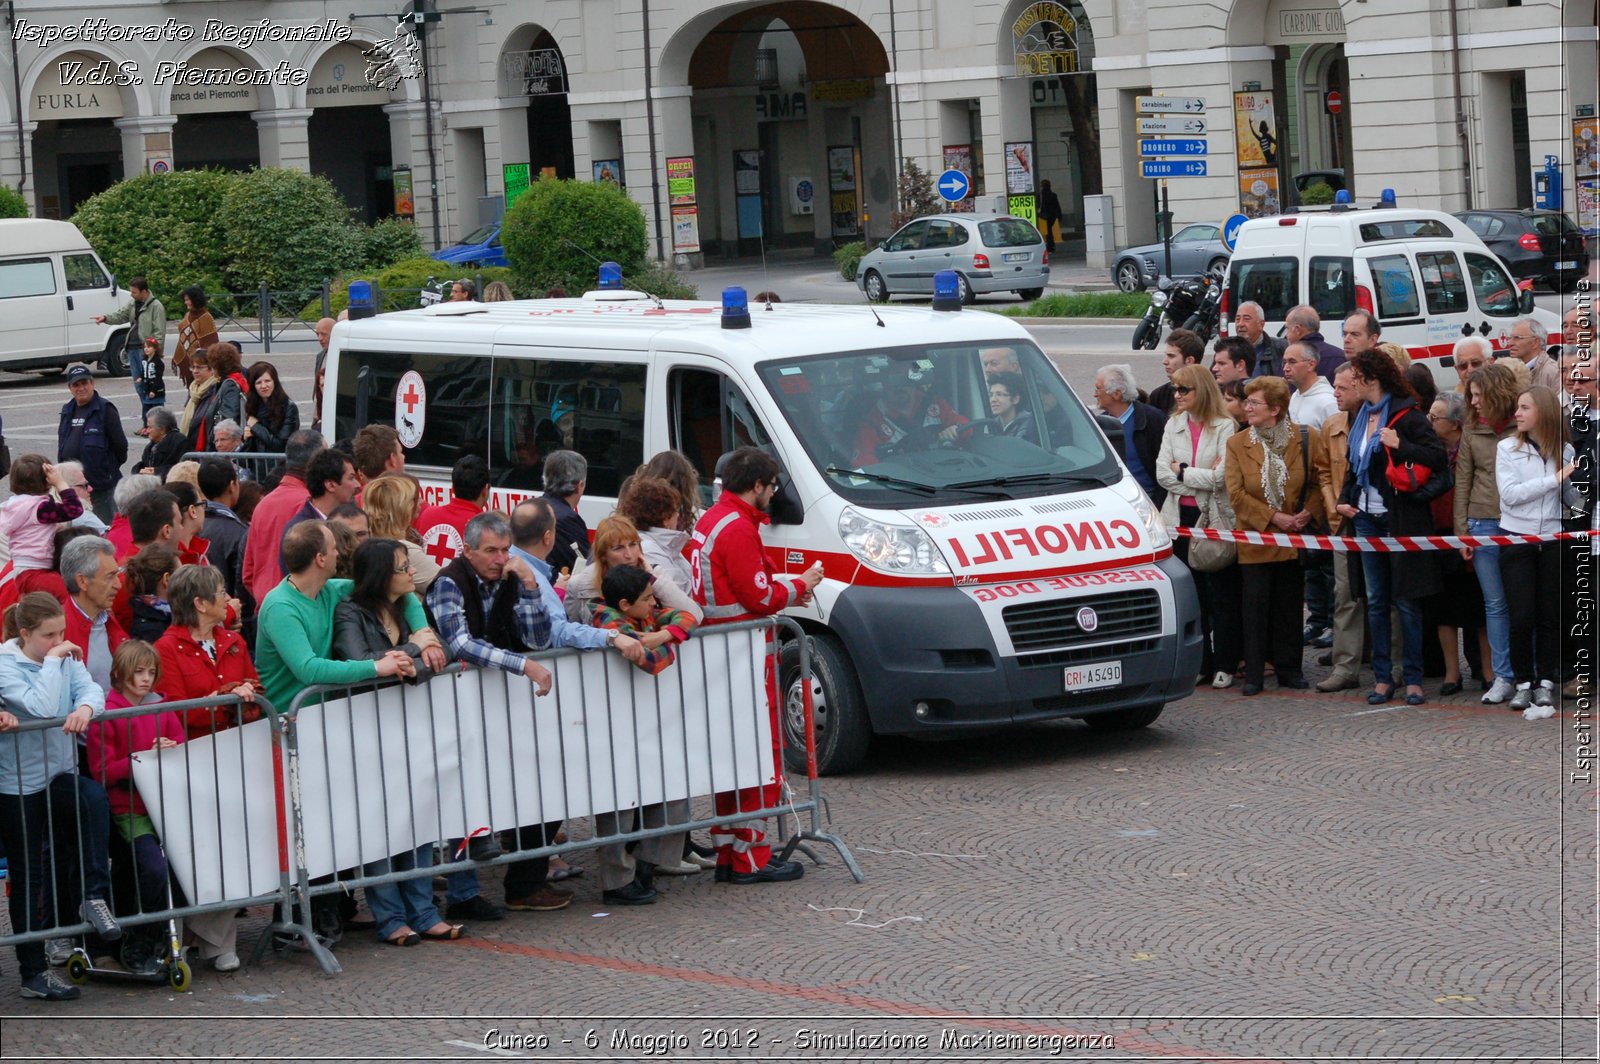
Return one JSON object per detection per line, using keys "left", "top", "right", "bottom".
{"left": 1284, "top": 342, "right": 1338, "bottom": 430}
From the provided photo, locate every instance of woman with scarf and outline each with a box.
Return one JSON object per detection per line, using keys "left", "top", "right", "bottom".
{"left": 205, "top": 343, "right": 251, "bottom": 445}
{"left": 171, "top": 286, "right": 218, "bottom": 389}
{"left": 1453, "top": 361, "right": 1521, "bottom": 704}
{"left": 1336, "top": 349, "right": 1448, "bottom": 706}
{"left": 180, "top": 351, "right": 221, "bottom": 452}
{"left": 1225, "top": 375, "right": 1325, "bottom": 695}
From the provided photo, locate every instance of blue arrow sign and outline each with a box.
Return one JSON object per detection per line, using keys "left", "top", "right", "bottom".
{"left": 1140, "top": 138, "right": 1208, "bottom": 156}
{"left": 1221, "top": 212, "right": 1249, "bottom": 252}
{"left": 1142, "top": 160, "right": 1208, "bottom": 179}
{"left": 936, "top": 169, "right": 970, "bottom": 202}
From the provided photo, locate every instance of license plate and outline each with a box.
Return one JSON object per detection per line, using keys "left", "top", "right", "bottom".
{"left": 1557, "top": 260, "right": 1578, "bottom": 270}
{"left": 1064, "top": 661, "right": 1122, "bottom": 692}
{"left": 1003, "top": 252, "right": 1031, "bottom": 262}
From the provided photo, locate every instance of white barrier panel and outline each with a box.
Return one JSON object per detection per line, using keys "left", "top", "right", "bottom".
{"left": 135, "top": 626, "right": 775, "bottom": 903}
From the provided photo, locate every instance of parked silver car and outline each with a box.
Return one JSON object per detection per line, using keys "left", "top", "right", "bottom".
{"left": 858, "top": 213, "right": 1049, "bottom": 304}
{"left": 1110, "top": 223, "right": 1230, "bottom": 292}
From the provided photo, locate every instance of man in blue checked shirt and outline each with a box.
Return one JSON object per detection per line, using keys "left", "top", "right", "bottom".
{"left": 510, "top": 499, "right": 647, "bottom": 662}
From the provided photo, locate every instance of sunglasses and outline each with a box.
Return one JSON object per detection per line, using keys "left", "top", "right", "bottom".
{"left": 1172, "top": 386, "right": 1194, "bottom": 396}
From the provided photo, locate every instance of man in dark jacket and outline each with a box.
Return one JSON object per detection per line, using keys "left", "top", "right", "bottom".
{"left": 541, "top": 450, "right": 590, "bottom": 575}
{"left": 1285, "top": 305, "right": 1345, "bottom": 383}
{"left": 198, "top": 457, "right": 253, "bottom": 641}
{"left": 1233, "top": 300, "right": 1288, "bottom": 378}
{"left": 58, "top": 366, "right": 128, "bottom": 525}
{"left": 1094, "top": 363, "right": 1168, "bottom": 509}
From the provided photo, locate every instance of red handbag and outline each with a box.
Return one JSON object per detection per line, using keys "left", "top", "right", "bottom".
{"left": 1382, "top": 410, "right": 1432, "bottom": 493}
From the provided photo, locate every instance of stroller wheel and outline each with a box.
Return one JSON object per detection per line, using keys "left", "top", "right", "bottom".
{"left": 66, "top": 954, "right": 89, "bottom": 985}
{"left": 169, "top": 959, "right": 192, "bottom": 992}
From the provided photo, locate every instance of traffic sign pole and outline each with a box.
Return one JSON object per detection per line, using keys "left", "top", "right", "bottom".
{"left": 1136, "top": 95, "right": 1208, "bottom": 280}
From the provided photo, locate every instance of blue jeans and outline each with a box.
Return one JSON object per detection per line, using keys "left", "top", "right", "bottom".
{"left": 127, "top": 345, "right": 148, "bottom": 408}
{"left": 1355, "top": 512, "right": 1425, "bottom": 687}
{"left": 363, "top": 845, "right": 443, "bottom": 938}
{"left": 1467, "top": 517, "right": 1513, "bottom": 682}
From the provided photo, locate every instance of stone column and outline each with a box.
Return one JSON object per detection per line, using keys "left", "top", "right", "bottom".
{"left": 384, "top": 100, "right": 445, "bottom": 249}
{"left": 0, "top": 122, "right": 40, "bottom": 207}
{"left": 252, "top": 108, "right": 315, "bottom": 172}
{"left": 113, "top": 115, "right": 178, "bottom": 178}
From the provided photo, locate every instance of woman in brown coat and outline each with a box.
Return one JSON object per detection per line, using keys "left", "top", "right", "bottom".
{"left": 172, "top": 286, "right": 219, "bottom": 388}
{"left": 1225, "top": 376, "right": 1326, "bottom": 695}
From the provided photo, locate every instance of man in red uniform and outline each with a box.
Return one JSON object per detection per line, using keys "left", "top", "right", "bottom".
{"left": 416, "top": 455, "right": 490, "bottom": 566}
{"left": 691, "top": 448, "right": 822, "bottom": 884}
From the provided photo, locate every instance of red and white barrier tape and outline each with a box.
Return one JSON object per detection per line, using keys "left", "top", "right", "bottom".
{"left": 1173, "top": 527, "right": 1590, "bottom": 552}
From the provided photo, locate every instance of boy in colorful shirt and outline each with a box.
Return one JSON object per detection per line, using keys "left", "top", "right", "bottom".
{"left": 592, "top": 565, "right": 696, "bottom": 675}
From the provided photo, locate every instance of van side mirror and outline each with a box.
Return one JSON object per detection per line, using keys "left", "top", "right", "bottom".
{"left": 1518, "top": 288, "right": 1535, "bottom": 315}
{"left": 768, "top": 470, "right": 805, "bottom": 526}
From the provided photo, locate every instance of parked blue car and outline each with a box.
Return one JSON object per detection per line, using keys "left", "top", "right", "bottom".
{"left": 431, "top": 222, "right": 508, "bottom": 268}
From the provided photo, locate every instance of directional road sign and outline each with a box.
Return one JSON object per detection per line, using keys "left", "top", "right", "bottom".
{"left": 1138, "top": 116, "right": 1208, "bottom": 135}
{"left": 1142, "top": 160, "right": 1208, "bottom": 179}
{"left": 1137, "top": 96, "right": 1206, "bottom": 114}
{"left": 1140, "top": 138, "right": 1208, "bottom": 157}
{"left": 1221, "top": 213, "right": 1249, "bottom": 252}
{"left": 936, "top": 169, "right": 970, "bottom": 202}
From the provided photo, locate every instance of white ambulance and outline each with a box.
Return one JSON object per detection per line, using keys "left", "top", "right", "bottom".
{"left": 1222, "top": 205, "right": 1563, "bottom": 381}
{"left": 325, "top": 284, "right": 1202, "bottom": 773}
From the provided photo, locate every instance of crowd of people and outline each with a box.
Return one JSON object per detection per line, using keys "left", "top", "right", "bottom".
{"left": 1127, "top": 300, "right": 1592, "bottom": 714}
{"left": 3, "top": 324, "right": 814, "bottom": 1001}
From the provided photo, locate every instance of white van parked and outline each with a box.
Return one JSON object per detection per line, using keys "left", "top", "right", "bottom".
{"left": 0, "top": 219, "right": 130, "bottom": 374}
{"left": 1222, "top": 206, "right": 1562, "bottom": 382}
{"left": 325, "top": 286, "right": 1203, "bottom": 773}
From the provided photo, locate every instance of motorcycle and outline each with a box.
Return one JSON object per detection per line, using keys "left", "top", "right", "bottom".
{"left": 1130, "top": 272, "right": 1223, "bottom": 350}
{"left": 419, "top": 276, "right": 446, "bottom": 308}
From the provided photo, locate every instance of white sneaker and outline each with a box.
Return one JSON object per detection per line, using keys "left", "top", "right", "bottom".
{"left": 1211, "top": 671, "right": 1233, "bottom": 689}
{"left": 1523, "top": 702, "right": 1556, "bottom": 720}
{"left": 1509, "top": 683, "right": 1534, "bottom": 711}
{"left": 1533, "top": 681, "right": 1556, "bottom": 709}
{"left": 211, "top": 951, "right": 240, "bottom": 972}
{"left": 44, "top": 938, "right": 74, "bottom": 967}
{"left": 1482, "top": 678, "right": 1516, "bottom": 705}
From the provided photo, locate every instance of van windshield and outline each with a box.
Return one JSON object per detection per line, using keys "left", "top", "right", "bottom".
{"left": 757, "top": 341, "right": 1119, "bottom": 505}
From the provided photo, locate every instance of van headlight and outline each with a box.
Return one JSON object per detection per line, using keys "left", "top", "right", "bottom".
{"left": 838, "top": 507, "right": 951, "bottom": 575}
{"left": 1117, "top": 478, "right": 1171, "bottom": 551}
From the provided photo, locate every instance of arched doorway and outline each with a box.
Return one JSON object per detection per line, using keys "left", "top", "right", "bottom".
{"left": 1296, "top": 44, "right": 1349, "bottom": 175}
{"left": 304, "top": 43, "right": 403, "bottom": 222}
{"left": 25, "top": 49, "right": 142, "bottom": 217}
{"left": 500, "top": 26, "right": 575, "bottom": 181}
{"left": 165, "top": 48, "right": 268, "bottom": 172}
{"left": 665, "top": 1, "right": 890, "bottom": 255}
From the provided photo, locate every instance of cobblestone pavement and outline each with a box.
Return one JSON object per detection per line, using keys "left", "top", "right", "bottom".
{"left": 2, "top": 679, "right": 1591, "bottom": 1062}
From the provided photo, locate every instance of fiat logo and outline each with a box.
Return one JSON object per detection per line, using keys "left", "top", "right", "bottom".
{"left": 1076, "top": 607, "right": 1099, "bottom": 632}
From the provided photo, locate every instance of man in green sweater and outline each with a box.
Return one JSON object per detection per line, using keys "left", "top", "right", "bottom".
{"left": 255, "top": 520, "right": 443, "bottom": 711}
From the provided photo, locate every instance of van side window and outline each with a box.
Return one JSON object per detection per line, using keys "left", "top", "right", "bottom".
{"left": 62, "top": 253, "right": 107, "bottom": 292}
{"left": 1308, "top": 256, "right": 1353, "bottom": 320}
{"left": 489, "top": 357, "right": 646, "bottom": 496}
{"left": 1464, "top": 253, "right": 1518, "bottom": 317}
{"left": 1367, "top": 254, "right": 1421, "bottom": 319}
{"left": 1416, "top": 251, "right": 1469, "bottom": 314}
{"left": 670, "top": 368, "right": 775, "bottom": 506}
{"left": 0, "top": 258, "right": 57, "bottom": 299}
{"left": 1228, "top": 259, "right": 1296, "bottom": 322}
{"left": 334, "top": 350, "right": 490, "bottom": 470}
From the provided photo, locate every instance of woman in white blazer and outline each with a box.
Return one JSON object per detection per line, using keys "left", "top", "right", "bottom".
{"left": 1154, "top": 365, "right": 1240, "bottom": 688}
{"left": 1494, "top": 384, "right": 1577, "bottom": 717}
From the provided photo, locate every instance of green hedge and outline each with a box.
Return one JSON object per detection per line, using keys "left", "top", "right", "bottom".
{"left": 1000, "top": 292, "right": 1151, "bottom": 318}
{"left": 501, "top": 177, "right": 648, "bottom": 293}
{"left": 833, "top": 241, "right": 866, "bottom": 281}
{"left": 71, "top": 168, "right": 420, "bottom": 311}
{"left": 627, "top": 260, "right": 697, "bottom": 300}
{"left": 310, "top": 256, "right": 519, "bottom": 318}
{"left": 0, "top": 185, "right": 28, "bottom": 219}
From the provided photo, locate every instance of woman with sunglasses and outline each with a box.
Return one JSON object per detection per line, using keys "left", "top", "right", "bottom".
{"left": 1155, "top": 366, "right": 1240, "bottom": 688}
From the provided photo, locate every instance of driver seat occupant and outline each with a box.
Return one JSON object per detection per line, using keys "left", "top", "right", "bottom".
{"left": 847, "top": 373, "right": 966, "bottom": 466}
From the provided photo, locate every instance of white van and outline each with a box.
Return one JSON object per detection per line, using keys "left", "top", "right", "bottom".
{"left": 325, "top": 290, "right": 1203, "bottom": 773}
{"left": 0, "top": 219, "right": 131, "bottom": 373}
{"left": 1222, "top": 206, "right": 1562, "bottom": 381}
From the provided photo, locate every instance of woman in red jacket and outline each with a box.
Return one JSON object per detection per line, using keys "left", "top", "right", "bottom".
{"left": 153, "top": 565, "right": 260, "bottom": 739}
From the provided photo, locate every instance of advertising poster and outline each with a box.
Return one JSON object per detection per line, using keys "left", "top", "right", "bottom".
{"left": 393, "top": 167, "right": 415, "bottom": 218}
{"left": 943, "top": 144, "right": 974, "bottom": 211}
{"left": 1005, "top": 142, "right": 1035, "bottom": 195}
{"left": 734, "top": 150, "right": 762, "bottom": 195}
{"left": 1575, "top": 117, "right": 1598, "bottom": 178}
{"left": 827, "top": 145, "right": 856, "bottom": 192}
{"left": 1008, "top": 194, "right": 1037, "bottom": 227}
{"left": 831, "top": 191, "right": 859, "bottom": 237}
{"left": 1576, "top": 180, "right": 1599, "bottom": 237}
{"left": 666, "top": 157, "right": 696, "bottom": 205}
{"left": 592, "top": 159, "right": 623, "bottom": 187}
{"left": 671, "top": 205, "right": 701, "bottom": 252}
{"left": 1233, "top": 91, "right": 1279, "bottom": 169}
{"left": 1238, "top": 168, "right": 1281, "bottom": 219}
{"left": 828, "top": 145, "right": 858, "bottom": 238}
{"left": 502, "top": 163, "right": 530, "bottom": 209}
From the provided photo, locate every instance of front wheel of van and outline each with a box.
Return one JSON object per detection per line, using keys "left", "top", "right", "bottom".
{"left": 780, "top": 632, "right": 871, "bottom": 777}
{"left": 1082, "top": 702, "right": 1164, "bottom": 732}
{"left": 100, "top": 338, "right": 128, "bottom": 377}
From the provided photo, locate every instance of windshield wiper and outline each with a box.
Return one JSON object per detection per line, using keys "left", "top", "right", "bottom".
{"left": 944, "top": 471, "right": 1110, "bottom": 492}
{"left": 825, "top": 466, "right": 939, "bottom": 494}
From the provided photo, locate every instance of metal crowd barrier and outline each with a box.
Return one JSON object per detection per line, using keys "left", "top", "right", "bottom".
{"left": 0, "top": 621, "right": 861, "bottom": 983}
{"left": 181, "top": 451, "right": 287, "bottom": 485}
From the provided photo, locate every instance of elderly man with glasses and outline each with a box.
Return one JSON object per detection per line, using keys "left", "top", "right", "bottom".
{"left": 1507, "top": 318, "right": 1560, "bottom": 393}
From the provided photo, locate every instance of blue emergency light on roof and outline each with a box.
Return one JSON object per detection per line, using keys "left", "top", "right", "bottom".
{"left": 721, "top": 286, "right": 751, "bottom": 329}
{"left": 931, "top": 270, "right": 962, "bottom": 312}
{"left": 347, "top": 279, "right": 376, "bottom": 320}
{"left": 1379, "top": 188, "right": 1397, "bottom": 207}
{"left": 1334, "top": 189, "right": 1352, "bottom": 204}
{"left": 598, "top": 262, "right": 623, "bottom": 289}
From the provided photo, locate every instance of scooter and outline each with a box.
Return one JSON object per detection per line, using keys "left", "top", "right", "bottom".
{"left": 418, "top": 277, "right": 446, "bottom": 308}
{"left": 65, "top": 912, "right": 192, "bottom": 992}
